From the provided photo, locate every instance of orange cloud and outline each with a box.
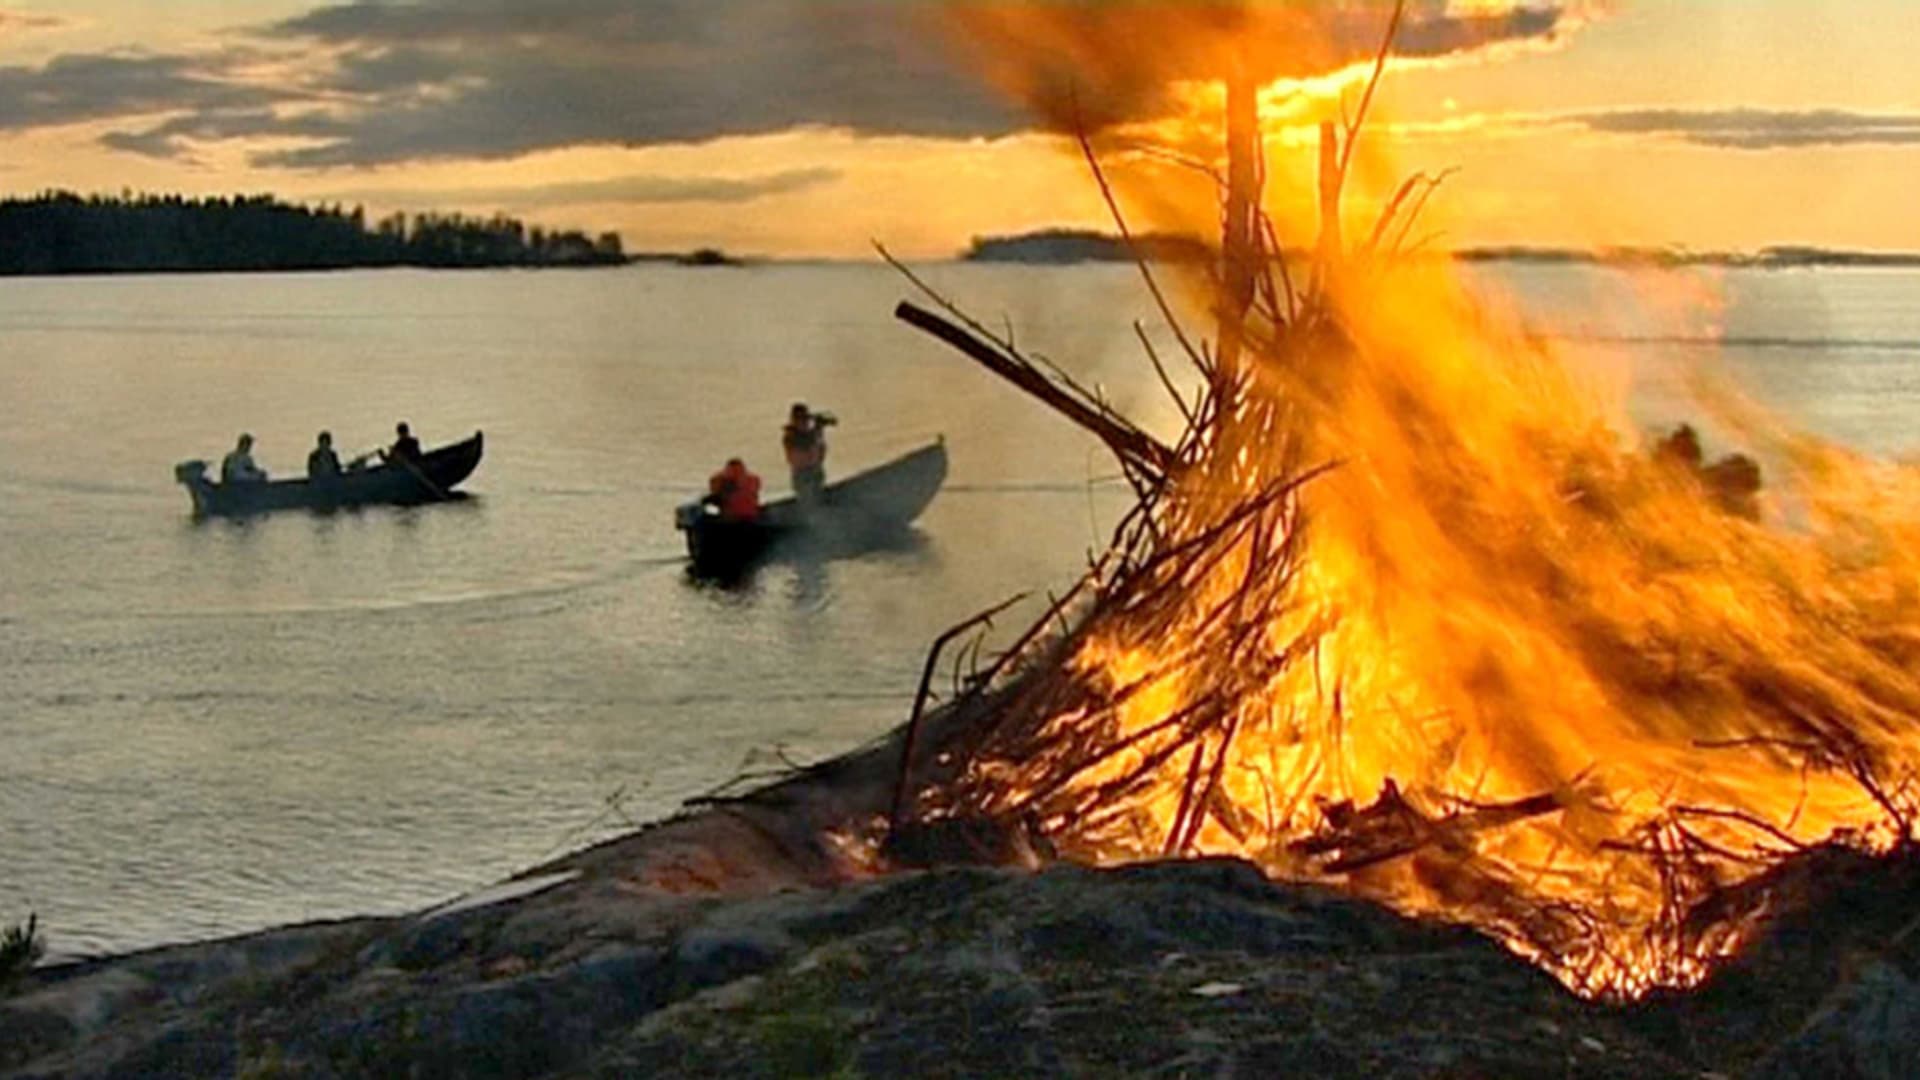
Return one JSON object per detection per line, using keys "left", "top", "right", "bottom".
{"left": 0, "top": 8, "right": 66, "bottom": 35}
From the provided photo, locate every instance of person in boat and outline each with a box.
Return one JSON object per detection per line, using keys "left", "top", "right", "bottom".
{"left": 1654, "top": 422, "right": 1762, "bottom": 519}
{"left": 220, "top": 433, "right": 267, "bottom": 485}
{"left": 307, "top": 430, "right": 342, "bottom": 480}
{"left": 1654, "top": 424, "right": 1704, "bottom": 471}
{"left": 382, "top": 421, "right": 423, "bottom": 466}
{"left": 781, "top": 402, "right": 835, "bottom": 504}
{"left": 706, "top": 457, "right": 763, "bottom": 522}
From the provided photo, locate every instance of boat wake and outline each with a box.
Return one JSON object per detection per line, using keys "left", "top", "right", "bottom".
{"left": 31, "top": 551, "right": 690, "bottom": 624}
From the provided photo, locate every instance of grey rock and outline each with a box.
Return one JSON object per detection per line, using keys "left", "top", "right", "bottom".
{"left": 1754, "top": 961, "right": 1920, "bottom": 1080}
{"left": 671, "top": 923, "right": 795, "bottom": 991}
{"left": 2, "top": 970, "right": 156, "bottom": 1038}
{"left": 0, "top": 1008, "right": 75, "bottom": 1072}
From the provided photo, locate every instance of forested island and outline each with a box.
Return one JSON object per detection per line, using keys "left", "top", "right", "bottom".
{"left": 964, "top": 229, "right": 1210, "bottom": 264}
{"left": 965, "top": 228, "right": 1920, "bottom": 270}
{"left": 1454, "top": 244, "right": 1920, "bottom": 269}
{"left": 0, "top": 191, "right": 630, "bottom": 275}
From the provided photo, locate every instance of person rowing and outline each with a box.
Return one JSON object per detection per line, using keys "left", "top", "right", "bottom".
{"left": 373, "top": 419, "right": 457, "bottom": 500}
{"left": 381, "top": 421, "right": 423, "bottom": 466}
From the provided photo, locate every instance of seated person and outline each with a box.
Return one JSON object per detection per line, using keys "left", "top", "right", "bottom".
{"left": 307, "top": 430, "right": 342, "bottom": 480}
{"left": 706, "top": 457, "right": 762, "bottom": 522}
{"left": 382, "top": 421, "right": 423, "bottom": 465}
{"left": 1655, "top": 423, "right": 1762, "bottom": 519}
{"left": 220, "top": 433, "right": 267, "bottom": 484}
{"left": 1653, "top": 424, "right": 1703, "bottom": 470}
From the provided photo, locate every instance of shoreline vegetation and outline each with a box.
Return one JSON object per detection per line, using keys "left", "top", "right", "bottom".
{"left": 962, "top": 227, "right": 1920, "bottom": 270}
{"left": 0, "top": 190, "right": 740, "bottom": 276}
{"left": 4, "top": 192, "right": 1914, "bottom": 278}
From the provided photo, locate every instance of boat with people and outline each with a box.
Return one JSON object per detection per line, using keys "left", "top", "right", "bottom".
{"left": 174, "top": 431, "right": 485, "bottom": 517}
{"left": 675, "top": 439, "right": 947, "bottom": 578}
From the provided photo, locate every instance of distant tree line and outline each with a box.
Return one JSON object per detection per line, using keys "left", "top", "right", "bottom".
{"left": 964, "top": 228, "right": 1211, "bottom": 265}
{"left": 0, "top": 191, "right": 627, "bottom": 275}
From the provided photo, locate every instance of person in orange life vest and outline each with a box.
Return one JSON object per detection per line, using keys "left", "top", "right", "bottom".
{"left": 707, "top": 458, "right": 762, "bottom": 522}
{"left": 781, "top": 402, "right": 836, "bottom": 504}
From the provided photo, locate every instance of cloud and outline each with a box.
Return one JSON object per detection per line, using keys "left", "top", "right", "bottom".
{"left": 0, "top": 52, "right": 287, "bottom": 132}
{"left": 0, "top": 0, "right": 1599, "bottom": 168}
{"left": 255, "top": 0, "right": 1589, "bottom": 167}
{"left": 947, "top": 1, "right": 1584, "bottom": 131}
{"left": 100, "top": 108, "right": 347, "bottom": 160}
{"left": 1576, "top": 108, "right": 1920, "bottom": 150}
{"left": 318, "top": 167, "right": 843, "bottom": 211}
{"left": 0, "top": 9, "right": 66, "bottom": 35}
{"left": 248, "top": 0, "right": 1020, "bottom": 167}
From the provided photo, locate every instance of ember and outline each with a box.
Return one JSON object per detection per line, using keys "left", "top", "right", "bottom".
{"left": 882, "top": 1, "right": 1920, "bottom": 999}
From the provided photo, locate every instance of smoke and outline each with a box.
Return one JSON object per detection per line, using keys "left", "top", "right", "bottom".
{"left": 942, "top": 1, "right": 1589, "bottom": 133}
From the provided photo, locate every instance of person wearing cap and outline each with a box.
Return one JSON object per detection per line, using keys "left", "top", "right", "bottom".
{"left": 781, "top": 402, "right": 836, "bottom": 504}
{"left": 220, "top": 433, "right": 267, "bottom": 484}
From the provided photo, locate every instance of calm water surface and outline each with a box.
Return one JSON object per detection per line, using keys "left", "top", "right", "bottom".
{"left": 3, "top": 262, "right": 1917, "bottom": 956}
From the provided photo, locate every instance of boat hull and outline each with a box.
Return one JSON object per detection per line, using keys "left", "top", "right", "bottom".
{"left": 177, "top": 432, "right": 484, "bottom": 517}
{"left": 678, "top": 440, "right": 946, "bottom": 577}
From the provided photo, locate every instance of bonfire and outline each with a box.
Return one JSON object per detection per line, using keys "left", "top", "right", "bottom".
{"left": 874, "top": 1, "right": 1920, "bottom": 1000}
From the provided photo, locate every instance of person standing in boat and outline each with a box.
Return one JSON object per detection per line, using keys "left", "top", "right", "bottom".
{"left": 306, "top": 431, "right": 341, "bottom": 480}
{"left": 220, "top": 433, "right": 267, "bottom": 485}
{"left": 706, "top": 458, "right": 762, "bottom": 522}
{"left": 781, "top": 402, "right": 835, "bottom": 504}
{"left": 383, "top": 421, "right": 423, "bottom": 465}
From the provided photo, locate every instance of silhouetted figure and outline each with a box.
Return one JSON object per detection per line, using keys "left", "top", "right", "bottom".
{"left": 307, "top": 430, "right": 341, "bottom": 480}
{"left": 1654, "top": 424, "right": 1704, "bottom": 470}
{"left": 220, "top": 433, "right": 267, "bottom": 484}
{"left": 1702, "top": 454, "right": 1763, "bottom": 519}
{"left": 1656, "top": 423, "right": 1762, "bottom": 519}
{"left": 383, "top": 422, "right": 422, "bottom": 466}
{"left": 782, "top": 402, "right": 836, "bottom": 504}
{"left": 706, "top": 458, "right": 763, "bottom": 522}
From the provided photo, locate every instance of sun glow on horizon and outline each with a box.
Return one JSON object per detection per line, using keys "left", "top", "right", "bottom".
{"left": 0, "top": 1, "right": 1913, "bottom": 257}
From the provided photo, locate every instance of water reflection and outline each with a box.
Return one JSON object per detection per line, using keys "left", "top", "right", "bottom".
{"left": 684, "top": 526, "right": 934, "bottom": 601}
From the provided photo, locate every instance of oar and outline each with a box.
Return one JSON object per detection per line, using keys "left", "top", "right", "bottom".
{"left": 347, "top": 444, "right": 451, "bottom": 499}
{"left": 391, "top": 450, "right": 453, "bottom": 501}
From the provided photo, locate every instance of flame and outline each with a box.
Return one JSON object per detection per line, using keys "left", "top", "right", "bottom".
{"left": 923, "top": 2, "right": 1920, "bottom": 998}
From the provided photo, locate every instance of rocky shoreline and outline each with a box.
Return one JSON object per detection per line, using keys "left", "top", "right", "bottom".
{"left": 8, "top": 725, "right": 1920, "bottom": 1077}
{"left": 0, "top": 859, "right": 1675, "bottom": 1078}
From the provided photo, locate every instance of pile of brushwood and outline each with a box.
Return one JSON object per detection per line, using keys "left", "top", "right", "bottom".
{"left": 872, "top": 0, "right": 1908, "bottom": 1006}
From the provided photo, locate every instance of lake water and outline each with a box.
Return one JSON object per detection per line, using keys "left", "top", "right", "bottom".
{"left": 4, "top": 261, "right": 1918, "bottom": 958}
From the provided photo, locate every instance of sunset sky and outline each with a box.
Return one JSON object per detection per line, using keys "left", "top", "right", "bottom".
{"left": 1, "top": 1, "right": 1915, "bottom": 257}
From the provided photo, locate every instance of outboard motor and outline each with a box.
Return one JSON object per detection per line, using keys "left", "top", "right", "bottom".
{"left": 673, "top": 500, "right": 712, "bottom": 531}
{"left": 174, "top": 459, "right": 210, "bottom": 487}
